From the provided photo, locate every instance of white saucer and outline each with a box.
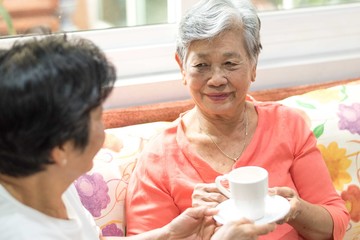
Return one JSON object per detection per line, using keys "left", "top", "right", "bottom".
{"left": 214, "top": 195, "right": 290, "bottom": 225}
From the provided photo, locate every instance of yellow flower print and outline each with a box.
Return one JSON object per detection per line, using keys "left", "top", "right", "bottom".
{"left": 318, "top": 142, "right": 352, "bottom": 191}
{"left": 302, "top": 86, "right": 347, "bottom": 103}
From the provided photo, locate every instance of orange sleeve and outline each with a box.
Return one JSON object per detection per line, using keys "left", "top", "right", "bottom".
{"left": 269, "top": 104, "right": 350, "bottom": 239}
{"left": 125, "top": 144, "right": 180, "bottom": 235}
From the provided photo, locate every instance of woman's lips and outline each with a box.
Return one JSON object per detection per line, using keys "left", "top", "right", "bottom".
{"left": 206, "top": 93, "right": 231, "bottom": 101}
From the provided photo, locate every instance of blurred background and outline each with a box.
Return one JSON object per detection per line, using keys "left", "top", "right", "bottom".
{"left": 0, "top": 0, "right": 359, "bottom": 37}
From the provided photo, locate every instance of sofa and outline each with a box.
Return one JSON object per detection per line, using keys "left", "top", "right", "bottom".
{"left": 74, "top": 78, "right": 360, "bottom": 239}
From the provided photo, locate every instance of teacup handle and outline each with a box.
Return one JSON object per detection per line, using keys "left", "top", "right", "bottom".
{"left": 215, "top": 174, "right": 231, "bottom": 198}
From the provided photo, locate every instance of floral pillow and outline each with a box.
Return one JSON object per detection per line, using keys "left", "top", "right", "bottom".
{"left": 279, "top": 82, "right": 360, "bottom": 239}
{"left": 74, "top": 121, "right": 171, "bottom": 237}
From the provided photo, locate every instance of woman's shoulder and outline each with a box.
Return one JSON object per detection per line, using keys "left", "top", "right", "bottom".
{"left": 254, "top": 101, "right": 310, "bottom": 126}
{"left": 136, "top": 119, "right": 180, "bottom": 156}
{"left": 255, "top": 101, "right": 303, "bottom": 115}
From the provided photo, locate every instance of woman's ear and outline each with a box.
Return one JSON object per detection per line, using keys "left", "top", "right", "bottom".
{"left": 50, "top": 144, "right": 70, "bottom": 167}
{"left": 175, "top": 53, "right": 186, "bottom": 85}
{"left": 175, "top": 52, "right": 183, "bottom": 71}
{"left": 251, "top": 64, "right": 257, "bottom": 82}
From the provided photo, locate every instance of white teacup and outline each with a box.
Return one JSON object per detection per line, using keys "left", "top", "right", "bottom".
{"left": 215, "top": 166, "right": 268, "bottom": 220}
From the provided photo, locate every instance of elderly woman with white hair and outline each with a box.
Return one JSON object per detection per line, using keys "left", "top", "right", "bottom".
{"left": 125, "top": 0, "right": 349, "bottom": 239}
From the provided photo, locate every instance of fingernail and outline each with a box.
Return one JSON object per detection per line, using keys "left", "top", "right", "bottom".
{"left": 268, "top": 188, "right": 276, "bottom": 195}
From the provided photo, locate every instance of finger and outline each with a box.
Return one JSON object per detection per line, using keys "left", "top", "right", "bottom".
{"left": 192, "top": 191, "right": 226, "bottom": 202}
{"left": 192, "top": 195, "right": 227, "bottom": 209}
{"left": 194, "top": 182, "right": 216, "bottom": 190}
{"left": 184, "top": 206, "right": 220, "bottom": 220}
{"left": 275, "top": 217, "right": 288, "bottom": 225}
{"left": 291, "top": 211, "right": 300, "bottom": 220}
{"left": 230, "top": 217, "right": 254, "bottom": 225}
{"left": 276, "top": 205, "right": 294, "bottom": 224}
{"left": 215, "top": 221, "right": 223, "bottom": 227}
{"left": 206, "top": 192, "right": 228, "bottom": 202}
{"left": 277, "top": 207, "right": 300, "bottom": 225}
{"left": 255, "top": 223, "right": 276, "bottom": 235}
{"left": 204, "top": 208, "right": 219, "bottom": 216}
{"left": 273, "top": 187, "right": 296, "bottom": 198}
{"left": 268, "top": 187, "right": 277, "bottom": 196}
{"left": 193, "top": 201, "right": 220, "bottom": 208}
{"left": 213, "top": 225, "right": 222, "bottom": 233}
{"left": 182, "top": 206, "right": 210, "bottom": 219}
{"left": 194, "top": 183, "right": 223, "bottom": 194}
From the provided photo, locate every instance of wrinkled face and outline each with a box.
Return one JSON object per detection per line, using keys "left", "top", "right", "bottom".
{"left": 178, "top": 29, "right": 256, "bottom": 117}
{"left": 65, "top": 105, "right": 105, "bottom": 177}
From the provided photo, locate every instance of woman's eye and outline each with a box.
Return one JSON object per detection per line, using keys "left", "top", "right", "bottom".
{"left": 192, "top": 63, "right": 210, "bottom": 72}
{"left": 225, "top": 61, "right": 236, "bottom": 66}
{"left": 224, "top": 62, "right": 239, "bottom": 69}
{"left": 194, "top": 63, "right": 208, "bottom": 68}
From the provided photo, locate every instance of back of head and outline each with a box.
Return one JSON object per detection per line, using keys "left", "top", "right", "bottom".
{"left": 0, "top": 35, "right": 116, "bottom": 177}
{"left": 176, "top": 0, "right": 262, "bottom": 65}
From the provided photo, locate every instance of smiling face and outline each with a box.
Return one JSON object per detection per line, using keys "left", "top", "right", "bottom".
{"left": 177, "top": 29, "right": 256, "bottom": 118}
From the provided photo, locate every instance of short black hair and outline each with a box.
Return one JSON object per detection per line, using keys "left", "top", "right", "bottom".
{"left": 0, "top": 35, "right": 116, "bottom": 177}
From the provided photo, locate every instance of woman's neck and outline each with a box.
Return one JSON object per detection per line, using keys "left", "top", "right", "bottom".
{"left": 0, "top": 173, "right": 69, "bottom": 219}
{"left": 195, "top": 103, "right": 248, "bottom": 134}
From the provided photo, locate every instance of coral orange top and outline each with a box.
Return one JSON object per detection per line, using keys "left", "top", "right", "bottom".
{"left": 125, "top": 102, "right": 349, "bottom": 239}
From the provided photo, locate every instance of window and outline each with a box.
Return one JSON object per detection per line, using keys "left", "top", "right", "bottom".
{"left": 0, "top": 0, "right": 359, "bottom": 108}
{"left": 61, "top": 0, "right": 173, "bottom": 30}
{"left": 90, "top": 0, "right": 360, "bottom": 108}
{"left": 257, "top": 0, "right": 360, "bottom": 11}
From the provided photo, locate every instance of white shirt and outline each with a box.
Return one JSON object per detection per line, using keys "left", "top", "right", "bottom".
{"left": 0, "top": 184, "right": 100, "bottom": 240}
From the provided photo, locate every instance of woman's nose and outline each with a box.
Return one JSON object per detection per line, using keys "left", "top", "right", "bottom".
{"left": 207, "top": 67, "right": 228, "bottom": 86}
